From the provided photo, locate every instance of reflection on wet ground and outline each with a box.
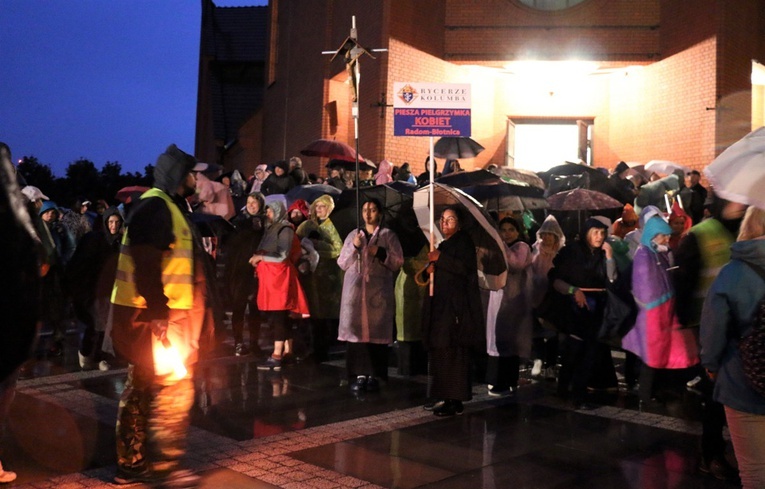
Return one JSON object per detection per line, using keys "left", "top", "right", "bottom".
{"left": 3, "top": 330, "right": 740, "bottom": 488}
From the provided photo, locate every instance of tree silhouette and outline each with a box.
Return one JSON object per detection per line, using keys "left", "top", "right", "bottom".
{"left": 17, "top": 155, "right": 157, "bottom": 206}
{"left": 17, "top": 156, "right": 56, "bottom": 192}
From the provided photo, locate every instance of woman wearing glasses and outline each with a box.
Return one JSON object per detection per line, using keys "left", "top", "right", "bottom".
{"left": 421, "top": 206, "right": 484, "bottom": 416}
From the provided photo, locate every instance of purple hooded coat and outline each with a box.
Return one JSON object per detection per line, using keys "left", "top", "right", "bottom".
{"left": 622, "top": 217, "right": 699, "bottom": 369}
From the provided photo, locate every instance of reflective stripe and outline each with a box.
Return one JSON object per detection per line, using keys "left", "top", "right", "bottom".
{"left": 119, "top": 243, "right": 194, "bottom": 259}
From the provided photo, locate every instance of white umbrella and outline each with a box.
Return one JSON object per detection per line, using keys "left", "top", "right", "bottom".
{"left": 645, "top": 160, "right": 690, "bottom": 176}
{"left": 704, "top": 126, "right": 765, "bottom": 209}
{"left": 413, "top": 183, "right": 507, "bottom": 291}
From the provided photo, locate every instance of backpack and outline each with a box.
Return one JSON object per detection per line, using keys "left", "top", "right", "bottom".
{"left": 739, "top": 262, "right": 765, "bottom": 398}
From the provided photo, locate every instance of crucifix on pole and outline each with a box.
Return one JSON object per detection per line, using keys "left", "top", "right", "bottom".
{"left": 323, "top": 16, "right": 386, "bottom": 230}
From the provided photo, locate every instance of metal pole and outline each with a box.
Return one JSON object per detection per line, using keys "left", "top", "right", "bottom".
{"left": 429, "top": 136, "right": 435, "bottom": 296}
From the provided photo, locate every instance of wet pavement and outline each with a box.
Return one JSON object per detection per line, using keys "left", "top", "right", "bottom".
{"left": 2, "top": 327, "right": 741, "bottom": 488}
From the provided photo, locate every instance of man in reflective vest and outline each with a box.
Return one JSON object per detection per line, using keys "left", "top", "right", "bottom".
{"left": 674, "top": 194, "right": 742, "bottom": 482}
{"left": 109, "top": 144, "right": 211, "bottom": 488}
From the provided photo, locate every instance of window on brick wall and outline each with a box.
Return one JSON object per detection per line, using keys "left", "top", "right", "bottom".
{"left": 506, "top": 118, "right": 592, "bottom": 172}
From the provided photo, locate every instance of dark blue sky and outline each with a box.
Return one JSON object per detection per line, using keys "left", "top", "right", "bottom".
{"left": 1, "top": 0, "right": 266, "bottom": 177}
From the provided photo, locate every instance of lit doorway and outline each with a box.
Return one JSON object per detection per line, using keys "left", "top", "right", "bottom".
{"left": 506, "top": 118, "right": 592, "bottom": 172}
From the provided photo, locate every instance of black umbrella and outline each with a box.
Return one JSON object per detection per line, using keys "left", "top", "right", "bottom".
{"left": 435, "top": 169, "right": 501, "bottom": 188}
{"left": 433, "top": 137, "right": 485, "bottom": 160}
{"left": 331, "top": 184, "right": 427, "bottom": 257}
{"left": 463, "top": 182, "right": 547, "bottom": 213}
{"left": 285, "top": 184, "right": 342, "bottom": 207}
{"left": 326, "top": 158, "right": 377, "bottom": 171}
{"left": 538, "top": 162, "right": 610, "bottom": 195}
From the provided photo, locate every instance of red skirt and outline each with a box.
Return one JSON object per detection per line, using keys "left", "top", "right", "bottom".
{"left": 256, "top": 260, "right": 310, "bottom": 317}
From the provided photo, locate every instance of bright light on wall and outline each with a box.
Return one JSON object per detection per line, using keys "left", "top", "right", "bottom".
{"left": 504, "top": 60, "right": 599, "bottom": 79}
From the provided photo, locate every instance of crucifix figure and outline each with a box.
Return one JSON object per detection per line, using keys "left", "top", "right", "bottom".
{"left": 328, "top": 17, "right": 377, "bottom": 103}
{"left": 324, "top": 17, "right": 386, "bottom": 232}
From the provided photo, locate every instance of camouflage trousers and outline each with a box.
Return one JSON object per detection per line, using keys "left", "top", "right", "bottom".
{"left": 116, "top": 364, "right": 194, "bottom": 476}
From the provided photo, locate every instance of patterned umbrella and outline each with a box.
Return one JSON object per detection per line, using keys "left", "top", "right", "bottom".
{"left": 497, "top": 167, "right": 546, "bottom": 189}
{"left": 546, "top": 188, "right": 623, "bottom": 211}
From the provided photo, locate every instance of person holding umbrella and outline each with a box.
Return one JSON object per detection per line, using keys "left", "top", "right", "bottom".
{"left": 420, "top": 206, "right": 484, "bottom": 416}
{"left": 337, "top": 198, "right": 403, "bottom": 392}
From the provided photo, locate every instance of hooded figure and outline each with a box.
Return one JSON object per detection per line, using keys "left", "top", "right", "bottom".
{"left": 529, "top": 215, "right": 566, "bottom": 307}
{"left": 549, "top": 217, "right": 618, "bottom": 408}
{"left": 249, "top": 164, "right": 270, "bottom": 194}
{"left": 67, "top": 206, "right": 125, "bottom": 370}
{"left": 296, "top": 193, "right": 345, "bottom": 362}
{"left": 287, "top": 199, "right": 310, "bottom": 228}
{"left": 225, "top": 191, "right": 267, "bottom": 355}
{"left": 612, "top": 203, "right": 639, "bottom": 239}
{"left": 623, "top": 216, "right": 699, "bottom": 400}
{"left": 375, "top": 159, "right": 394, "bottom": 185}
{"left": 250, "top": 200, "right": 310, "bottom": 370}
{"left": 195, "top": 171, "right": 235, "bottom": 220}
{"left": 108, "top": 143, "right": 213, "bottom": 487}
{"left": 624, "top": 205, "right": 664, "bottom": 259}
{"left": 261, "top": 160, "right": 295, "bottom": 196}
{"left": 668, "top": 201, "right": 692, "bottom": 251}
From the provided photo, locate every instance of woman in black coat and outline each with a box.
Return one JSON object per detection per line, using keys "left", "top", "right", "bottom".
{"left": 224, "top": 192, "right": 266, "bottom": 355}
{"left": 421, "top": 206, "right": 484, "bottom": 416}
{"left": 260, "top": 160, "right": 295, "bottom": 196}
{"left": 548, "top": 217, "right": 617, "bottom": 409}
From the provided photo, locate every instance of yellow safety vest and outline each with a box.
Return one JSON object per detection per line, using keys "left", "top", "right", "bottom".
{"left": 688, "top": 218, "right": 733, "bottom": 326}
{"left": 111, "top": 188, "right": 194, "bottom": 310}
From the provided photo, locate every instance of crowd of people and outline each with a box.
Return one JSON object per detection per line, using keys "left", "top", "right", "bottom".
{"left": 2, "top": 140, "right": 764, "bottom": 488}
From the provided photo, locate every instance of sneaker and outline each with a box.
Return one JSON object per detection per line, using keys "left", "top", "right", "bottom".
{"left": 257, "top": 356, "right": 282, "bottom": 371}
{"left": 433, "top": 399, "right": 464, "bottom": 417}
{"left": 699, "top": 457, "right": 739, "bottom": 482}
{"left": 423, "top": 400, "right": 444, "bottom": 411}
{"left": 487, "top": 385, "right": 513, "bottom": 397}
{"left": 78, "top": 351, "right": 96, "bottom": 370}
{"left": 686, "top": 375, "right": 702, "bottom": 389}
{"left": 531, "top": 359, "right": 543, "bottom": 377}
{"left": 234, "top": 343, "right": 249, "bottom": 357}
{"left": 349, "top": 375, "right": 367, "bottom": 392}
{"left": 365, "top": 376, "right": 380, "bottom": 392}
{"left": 0, "top": 461, "right": 17, "bottom": 484}
{"left": 98, "top": 360, "right": 111, "bottom": 371}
